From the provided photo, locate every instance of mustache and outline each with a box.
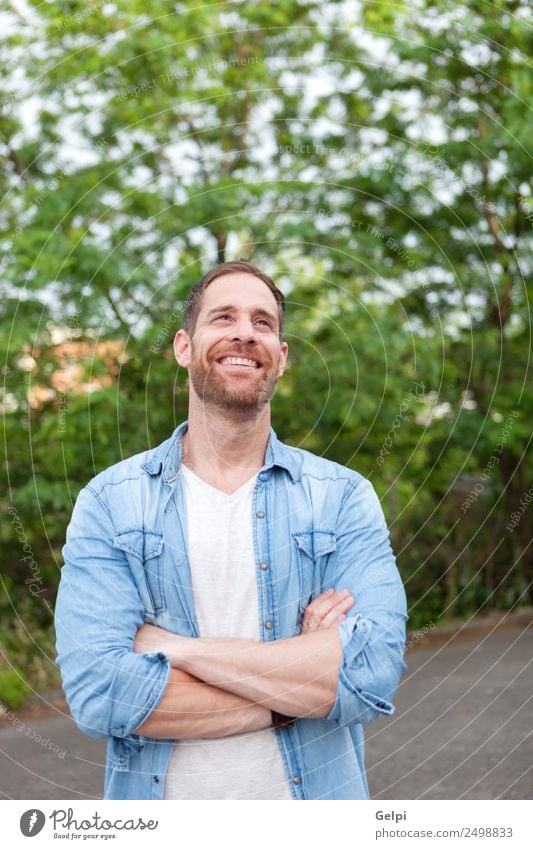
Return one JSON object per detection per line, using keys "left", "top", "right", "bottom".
{"left": 209, "top": 344, "right": 266, "bottom": 364}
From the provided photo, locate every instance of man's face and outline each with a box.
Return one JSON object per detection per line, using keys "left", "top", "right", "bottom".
{"left": 178, "top": 273, "right": 288, "bottom": 413}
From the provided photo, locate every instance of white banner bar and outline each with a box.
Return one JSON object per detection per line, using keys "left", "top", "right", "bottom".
{"left": 2, "top": 799, "right": 529, "bottom": 848}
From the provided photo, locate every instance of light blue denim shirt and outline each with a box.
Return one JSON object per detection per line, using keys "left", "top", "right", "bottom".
{"left": 55, "top": 421, "right": 407, "bottom": 800}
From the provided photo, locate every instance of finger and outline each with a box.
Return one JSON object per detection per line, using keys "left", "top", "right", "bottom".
{"left": 302, "top": 594, "right": 355, "bottom": 632}
{"left": 301, "top": 592, "right": 334, "bottom": 631}
{"left": 323, "top": 613, "right": 346, "bottom": 628}
{"left": 321, "top": 595, "right": 356, "bottom": 628}
{"left": 303, "top": 588, "right": 352, "bottom": 618}
{"left": 301, "top": 589, "right": 353, "bottom": 629}
{"left": 301, "top": 591, "right": 352, "bottom": 630}
{"left": 302, "top": 588, "right": 335, "bottom": 615}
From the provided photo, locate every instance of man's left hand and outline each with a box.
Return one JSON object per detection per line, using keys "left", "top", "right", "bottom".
{"left": 134, "top": 588, "right": 356, "bottom": 654}
{"left": 300, "top": 588, "right": 355, "bottom": 633}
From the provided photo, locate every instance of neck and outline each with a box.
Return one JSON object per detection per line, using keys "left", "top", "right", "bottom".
{"left": 182, "top": 397, "right": 271, "bottom": 485}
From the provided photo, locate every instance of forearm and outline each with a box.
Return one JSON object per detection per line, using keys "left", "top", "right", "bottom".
{"left": 133, "top": 667, "right": 272, "bottom": 739}
{"left": 146, "top": 629, "right": 343, "bottom": 719}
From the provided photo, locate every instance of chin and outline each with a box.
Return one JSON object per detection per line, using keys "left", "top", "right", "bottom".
{"left": 216, "top": 393, "right": 268, "bottom": 413}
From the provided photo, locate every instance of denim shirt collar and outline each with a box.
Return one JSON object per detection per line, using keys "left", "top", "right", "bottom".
{"left": 140, "top": 420, "right": 297, "bottom": 483}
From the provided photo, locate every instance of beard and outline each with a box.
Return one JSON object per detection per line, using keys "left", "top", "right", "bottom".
{"left": 188, "top": 342, "right": 280, "bottom": 413}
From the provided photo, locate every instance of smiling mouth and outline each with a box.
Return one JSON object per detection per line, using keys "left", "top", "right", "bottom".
{"left": 217, "top": 356, "right": 260, "bottom": 368}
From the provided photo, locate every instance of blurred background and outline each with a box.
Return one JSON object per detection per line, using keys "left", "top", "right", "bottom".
{"left": 0, "top": 0, "right": 531, "bottom": 748}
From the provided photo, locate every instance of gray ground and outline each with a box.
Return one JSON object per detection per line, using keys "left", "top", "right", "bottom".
{"left": 366, "top": 625, "right": 532, "bottom": 799}
{"left": 1, "top": 625, "right": 531, "bottom": 800}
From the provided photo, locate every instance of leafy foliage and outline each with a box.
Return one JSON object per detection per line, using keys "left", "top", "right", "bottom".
{"left": 1, "top": 1, "right": 531, "bottom": 697}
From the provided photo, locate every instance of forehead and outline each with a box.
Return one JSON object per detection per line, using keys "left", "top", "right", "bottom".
{"left": 198, "top": 273, "right": 279, "bottom": 315}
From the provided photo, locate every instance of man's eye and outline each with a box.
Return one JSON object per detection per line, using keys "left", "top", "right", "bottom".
{"left": 215, "top": 314, "right": 231, "bottom": 321}
{"left": 255, "top": 318, "right": 272, "bottom": 328}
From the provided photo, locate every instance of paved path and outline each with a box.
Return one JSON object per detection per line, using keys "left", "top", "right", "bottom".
{"left": 1, "top": 626, "right": 531, "bottom": 800}
{"left": 366, "top": 625, "right": 532, "bottom": 799}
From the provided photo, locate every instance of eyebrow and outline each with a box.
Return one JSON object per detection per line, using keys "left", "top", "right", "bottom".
{"left": 205, "top": 305, "right": 279, "bottom": 325}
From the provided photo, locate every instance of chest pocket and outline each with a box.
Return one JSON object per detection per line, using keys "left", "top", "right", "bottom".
{"left": 114, "top": 529, "right": 165, "bottom": 616}
{"left": 292, "top": 530, "right": 337, "bottom": 614}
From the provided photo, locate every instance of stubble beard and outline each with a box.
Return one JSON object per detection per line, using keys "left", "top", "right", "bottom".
{"left": 188, "top": 345, "right": 279, "bottom": 414}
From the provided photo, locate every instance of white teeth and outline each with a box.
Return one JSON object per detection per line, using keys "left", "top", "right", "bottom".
{"left": 219, "top": 357, "right": 258, "bottom": 367}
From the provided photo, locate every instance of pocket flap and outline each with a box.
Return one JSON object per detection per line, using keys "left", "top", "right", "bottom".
{"left": 292, "top": 530, "right": 336, "bottom": 560}
{"left": 114, "top": 529, "right": 163, "bottom": 562}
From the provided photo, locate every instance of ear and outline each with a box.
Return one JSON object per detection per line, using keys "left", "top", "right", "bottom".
{"left": 276, "top": 341, "right": 289, "bottom": 377}
{"left": 173, "top": 329, "right": 192, "bottom": 367}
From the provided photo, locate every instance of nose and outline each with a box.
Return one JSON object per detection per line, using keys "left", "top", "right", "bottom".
{"left": 230, "top": 315, "right": 257, "bottom": 343}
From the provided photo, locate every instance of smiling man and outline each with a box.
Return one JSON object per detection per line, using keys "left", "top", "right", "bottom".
{"left": 55, "top": 259, "right": 407, "bottom": 800}
{"left": 180, "top": 267, "right": 287, "bottom": 419}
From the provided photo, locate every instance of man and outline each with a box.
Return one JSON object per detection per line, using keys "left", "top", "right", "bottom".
{"left": 55, "top": 259, "right": 407, "bottom": 800}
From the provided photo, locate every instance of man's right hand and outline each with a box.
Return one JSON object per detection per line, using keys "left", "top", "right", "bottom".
{"left": 300, "top": 588, "right": 355, "bottom": 633}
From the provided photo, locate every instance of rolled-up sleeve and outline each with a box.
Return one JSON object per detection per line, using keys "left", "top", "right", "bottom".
{"left": 55, "top": 486, "right": 170, "bottom": 741}
{"left": 326, "top": 478, "right": 407, "bottom": 727}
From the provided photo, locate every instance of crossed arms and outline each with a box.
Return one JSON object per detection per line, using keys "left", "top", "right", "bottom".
{"left": 133, "top": 589, "right": 355, "bottom": 739}
{"left": 56, "top": 480, "right": 407, "bottom": 743}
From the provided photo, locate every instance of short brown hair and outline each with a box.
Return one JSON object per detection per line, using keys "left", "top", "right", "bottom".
{"left": 183, "top": 259, "right": 285, "bottom": 338}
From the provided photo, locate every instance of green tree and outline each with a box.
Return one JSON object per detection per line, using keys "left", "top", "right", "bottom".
{"left": 1, "top": 0, "right": 531, "bottom": 683}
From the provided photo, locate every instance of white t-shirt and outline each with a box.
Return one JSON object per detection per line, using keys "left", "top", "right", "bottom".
{"left": 163, "top": 464, "right": 292, "bottom": 800}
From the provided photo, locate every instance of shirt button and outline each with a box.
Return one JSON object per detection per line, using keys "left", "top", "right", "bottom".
{"left": 176, "top": 559, "right": 182, "bottom": 566}
{"left": 153, "top": 776, "right": 160, "bottom": 784}
{"left": 293, "top": 776, "right": 302, "bottom": 785}
{"left": 259, "top": 562, "right": 269, "bottom": 571}
{"left": 256, "top": 510, "right": 265, "bottom": 518}
{"left": 119, "top": 755, "right": 125, "bottom": 763}
{"left": 264, "top": 620, "right": 273, "bottom": 630}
